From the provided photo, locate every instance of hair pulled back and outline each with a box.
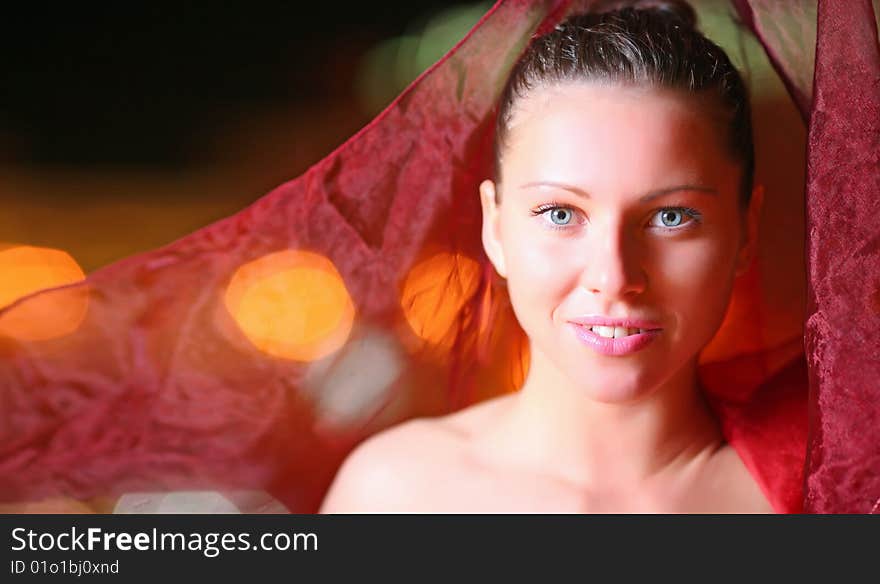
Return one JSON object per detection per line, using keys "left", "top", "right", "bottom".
{"left": 495, "top": 0, "right": 754, "bottom": 204}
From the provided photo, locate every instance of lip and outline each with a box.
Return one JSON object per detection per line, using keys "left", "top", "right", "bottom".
{"left": 568, "top": 320, "right": 662, "bottom": 357}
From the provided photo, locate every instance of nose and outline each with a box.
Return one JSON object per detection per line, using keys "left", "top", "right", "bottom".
{"left": 579, "top": 218, "right": 647, "bottom": 299}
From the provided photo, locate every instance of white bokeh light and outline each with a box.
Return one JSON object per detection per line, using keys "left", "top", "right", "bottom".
{"left": 301, "top": 325, "right": 405, "bottom": 433}
{"left": 113, "top": 490, "right": 288, "bottom": 514}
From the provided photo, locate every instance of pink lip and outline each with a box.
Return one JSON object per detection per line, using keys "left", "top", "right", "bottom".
{"left": 568, "top": 322, "right": 662, "bottom": 357}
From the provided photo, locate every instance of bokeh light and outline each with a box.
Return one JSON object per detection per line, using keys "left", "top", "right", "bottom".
{"left": 400, "top": 251, "right": 482, "bottom": 350}
{"left": 113, "top": 491, "right": 289, "bottom": 514}
{"left": 414, "top": 3, "right": 492, "bottom": 74}
{"left": 355, "top": 3, "right": 491, "bottom": 114}
{"left": 303, "top": 326, "right": 404, "bottom": 434}
{"left": 0, "top": 244, "right": 88, "bottom": 341}
{"left": 224, "top": 249, "right": 355, "bottom": 362}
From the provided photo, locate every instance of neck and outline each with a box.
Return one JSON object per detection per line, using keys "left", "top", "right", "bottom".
{"left": 489, "top": 346, "right": 723, "bottom": 488}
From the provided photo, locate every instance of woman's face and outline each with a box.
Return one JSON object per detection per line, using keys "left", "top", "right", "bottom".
{"left": 480, "top": 83, "right": 762, "bottom": 403}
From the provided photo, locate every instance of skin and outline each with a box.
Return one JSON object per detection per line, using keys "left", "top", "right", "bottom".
{"left": 320, "top": 82, "right": 769, "bottom": 513}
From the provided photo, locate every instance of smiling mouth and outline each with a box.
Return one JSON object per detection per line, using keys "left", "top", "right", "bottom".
{"left": 582, "top": 325, "right": 661, "bottom": 338}
{"left": 570, "top": 323, "right": 661, "bottom": 356}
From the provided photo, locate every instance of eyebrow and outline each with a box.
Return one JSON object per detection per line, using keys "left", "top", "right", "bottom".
{"left": 518, "top": 181, "right": 718, "bottom": 202}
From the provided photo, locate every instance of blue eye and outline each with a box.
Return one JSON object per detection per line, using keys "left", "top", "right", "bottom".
{"left": 548, "top": 207, "right": 574, "bottom": 226}
{"left": 529, "top": 203, "right": 582, "bottom": 231}
{"left": 660, "top": 209, "right": 683, "bottom": 226}
{"left": 650, "top": 207, "right": 701, "bottom": 230}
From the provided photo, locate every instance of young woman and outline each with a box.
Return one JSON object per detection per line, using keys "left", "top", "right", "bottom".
{"left": 1, "top": 0, "right": 874, "bottom": 514}
{"left": 320, "top": 1, "right": 773, "bottom": 513}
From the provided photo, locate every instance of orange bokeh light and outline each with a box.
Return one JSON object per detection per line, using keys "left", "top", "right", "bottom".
{"left": 224, "top": 250, "right": 355, "bottom": 362}
{"left": 0, "top": 245, "right": 88, "bottom": 341}
{"left": 400, "top": 251, "right": 483, "bottom": 350}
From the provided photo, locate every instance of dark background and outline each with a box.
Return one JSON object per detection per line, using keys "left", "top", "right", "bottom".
{"left": 0, "top": 2, "right": 480, "bottom": 270}
{"left": 1, "top": 2, "right": 455, "bottom": 166}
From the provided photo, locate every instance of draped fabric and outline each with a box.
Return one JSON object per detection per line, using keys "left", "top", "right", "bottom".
{"left": 0, "top": 0, "right": 876, "bottom": 513}
{"left": 735, "top": 0, "right": 880, "bottom": 515}
{"left": 801, "top": 0, "right": 880, "bottom": 514}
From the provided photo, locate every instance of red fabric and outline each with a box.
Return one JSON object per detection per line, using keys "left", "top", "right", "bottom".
{"left": 0, "top": 0, "right": 873, "bottom": 513}
{"left": 732, "top": 0, "right": 817, "bottom": 121}
{"left": 801, "top": 0, "right": 880, "bottom": 514}
{"left": 734, "top": 0, "right": 880, "bottom": 514}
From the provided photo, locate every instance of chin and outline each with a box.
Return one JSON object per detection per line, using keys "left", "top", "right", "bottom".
{"left": 566, "top": 361, "right": 661, "bottom": 404}
{"left": 583, "top": 381, "right": 658, "bottom": 405}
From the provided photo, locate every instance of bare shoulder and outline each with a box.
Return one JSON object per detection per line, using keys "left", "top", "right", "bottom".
{"left": 318, "top": 417, "right": 462, "bottom": 513}
{"left": 703, "top": 444, "right": 776, "bottom": 513}
{"left": 319, "top": 396, "right": 512, "bottom": 513}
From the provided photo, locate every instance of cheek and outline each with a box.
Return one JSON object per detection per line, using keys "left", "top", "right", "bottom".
{"left": 655, "top": 239, "right": 731, "bottom": 289}
{"left": 502, "top": 228, "right": 579, "bottom": 323}
{"left": 650, "top": 235, "right": 738, "bottom": 338}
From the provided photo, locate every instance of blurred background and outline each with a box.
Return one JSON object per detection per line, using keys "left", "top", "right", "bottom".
{"left": 0, "top": 2, "right": 494, "bottom": 272}
{"left": 0, "top": 0, "right": 809, "bottom": 514}
{"left": 0, "top": 0, "right": 804, "bottom": 314}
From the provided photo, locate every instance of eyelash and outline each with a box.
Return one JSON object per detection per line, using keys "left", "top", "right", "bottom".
{"left": 529, "top": 202, "right": 703, "bottom": 233}
{"left": 530, "top": 202, "right": 585, "bottom": 232}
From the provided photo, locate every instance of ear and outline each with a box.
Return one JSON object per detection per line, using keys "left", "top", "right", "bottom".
{"left": 479, "top": 179, "right": 507, "bottom": 279}
{"left": 735, "top": 183, "right": 764, "bottom": 277}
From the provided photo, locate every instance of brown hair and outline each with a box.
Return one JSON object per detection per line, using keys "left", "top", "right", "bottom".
{"left": 494, "top": 0, "right": 754, "bottom": 205}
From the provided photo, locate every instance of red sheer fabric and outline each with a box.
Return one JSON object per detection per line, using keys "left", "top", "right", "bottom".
{"left": 0, "top": 0, "right": 875, "bottom": 512}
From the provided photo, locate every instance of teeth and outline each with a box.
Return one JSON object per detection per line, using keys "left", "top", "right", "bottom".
{"left": 593, "top": 325, "right": 613, "bottom": 338}
{"left": 590, "top": 326, "right": 642, "bottom": 338}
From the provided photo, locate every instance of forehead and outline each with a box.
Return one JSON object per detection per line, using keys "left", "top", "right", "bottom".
{"left": 500, "top": 83, "right": 737, "bottom": 194}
